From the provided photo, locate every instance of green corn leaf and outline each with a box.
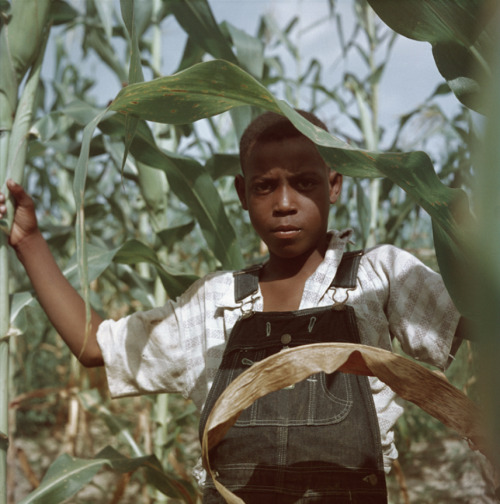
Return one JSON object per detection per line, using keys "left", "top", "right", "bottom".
{"left": 367, "top": 0, "right": 497, "bottom": 113}
{"left": 205, "top": 153, "right": 241, "bottom": 180}
{"left": 131, "top": 0, "right": 155, "bottom": 38}
{"left": 49, "top": 0, "right": 79, "bottom": 26}
{"left": 175, "top": 35, "right": 206, "bottom": 73}
{"left": 17, "top": 445, "right": 196, "bottom": 504}
{"left": 93, "top": 0, "right": 114, "bottom": 40}
{"left": 0, "top": 25, "right": 16, "bottom": 131}
{"left": 108, "top": 59, "right": 474, "bottom": 316}
{"left": 157, "top": 221, "right": 196, "bottom": 249}
{"left": 120, "top": 0, "right": 145, "bottom": 85}
{"left": 109, "top": 60, "right": 281, "bottom": 123}
{"left": 17, "top": 454, "right": 105, "bottom": 504}
{"left": 113, "top": 239, "right": 199, "bottom": 299}
{"left": 63, "top": 243, "right": 119, "bottom": 289}
{"left": 366, "top": 0, "right": 490, "bottom": 46}
{"left": 169, "top": 0, "right": 237, "bottom": 64}
{"left": 70, "top": 237, "right": 198, "bottom": 300}
{"left": 222, "top": 21, "right": 265, "bottom": 79}
{"left": 4, "top": 20, "right": 49, "bottom": 194}
{"left": 73, "top": 108, "right": 110, "bottom": 349}
{"left": 119, "top": 0, "right": 144, "bottom": 173}
{"left": 121, "top": 113, "right": 139, "bottom": 173}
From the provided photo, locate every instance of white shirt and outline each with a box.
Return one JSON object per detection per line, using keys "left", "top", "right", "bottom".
{"left": 97, "top": 229, "right": 461, "bottom": 472}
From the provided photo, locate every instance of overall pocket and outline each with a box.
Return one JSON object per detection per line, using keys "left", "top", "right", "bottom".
{"left": 223, "top": 346, "right": 354, "bottom": 427}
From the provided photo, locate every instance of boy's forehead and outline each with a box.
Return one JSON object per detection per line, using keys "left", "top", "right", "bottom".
{"left": 245, "top": 137, "right": 328, "bottom": 176}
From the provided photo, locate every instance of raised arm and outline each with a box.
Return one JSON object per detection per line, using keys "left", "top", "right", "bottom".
{"left": 0, "top": 179, "right": 104, "bottom": 367}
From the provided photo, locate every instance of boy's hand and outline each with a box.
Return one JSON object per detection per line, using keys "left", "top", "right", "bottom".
{"left": 0, "top": 179, "right": 39, "bottom": 248}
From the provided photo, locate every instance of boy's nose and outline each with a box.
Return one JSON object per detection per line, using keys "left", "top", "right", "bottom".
{"left": 273, "top": 185, "right": 297, "bottom": 215}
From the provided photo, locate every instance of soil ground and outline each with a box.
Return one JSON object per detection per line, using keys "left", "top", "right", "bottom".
{"left": 11, "top": 429, "right": 498, "bottom": 503}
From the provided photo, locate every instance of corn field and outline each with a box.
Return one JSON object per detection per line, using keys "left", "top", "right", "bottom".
{"left": 0, "top": 0, "right": 499, "bottom": 502}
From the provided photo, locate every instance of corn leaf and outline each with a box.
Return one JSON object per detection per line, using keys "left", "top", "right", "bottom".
{"left": 4, "top": 21, "right": 49, "bottom": 211}
{"left": 222, "top": 21, "right": 265, "bottom": 79}
{"left": 204, "top": 153, "right": 241, "bottom": 180}
{"left": 367, "top": 0, "right": 497, "bottom": 113}
{"left": 93, "top": 0, "right": 114, "bottom": 41}
{"left": 64, "top": 239, "right": 198, "bottom": 300}
{"left": 49, "top": 0, "right": 80, "bottom": 26}
{"left": 113, "top": 239, "right": 199, "bottom": 299}
{"left": 17, "top": 445, "right": 196, "bottom": 504}
{"left": 73, "top": 109, "right": 110, "bottom": 349}
{"left": 63, "top": 243, "right": 119, "bottom": 289}
{"left": 109, "top": 60, "right": 280, "bottom": 124}
{"left": 169, "top": 0, "right": 237, "bottom": 64}
{"left": 156, "top": 221, "right": 196, "bottom": 249}
{"left": 120, "top": 0, "right": 145, "bottom": 85}
{"left": 17, "top": 454, "right": 105, "bottom": 504}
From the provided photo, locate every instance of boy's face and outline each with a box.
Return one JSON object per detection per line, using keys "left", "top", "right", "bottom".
{"left": 235, "top": 136, "right": 342, "bottom": 260}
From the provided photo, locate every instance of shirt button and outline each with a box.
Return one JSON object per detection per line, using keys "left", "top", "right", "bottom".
{"left": 281, "top": 333, "right": 292, "bottom": 345}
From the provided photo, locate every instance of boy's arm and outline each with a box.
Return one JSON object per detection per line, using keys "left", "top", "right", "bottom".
{"left": 0, "top": 179, "right": 104, "bottom": 367}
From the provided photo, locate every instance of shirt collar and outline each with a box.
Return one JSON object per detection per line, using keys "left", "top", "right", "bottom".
{"left": 216, "top": 229, "right": 355, "bottom": 309}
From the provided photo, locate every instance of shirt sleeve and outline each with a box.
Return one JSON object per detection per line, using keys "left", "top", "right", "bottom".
{"left": 96, "top": 276, "right": 208, "bottom": 400}
{"left": 369, "top": 245, "right": 461, "bottom": 370}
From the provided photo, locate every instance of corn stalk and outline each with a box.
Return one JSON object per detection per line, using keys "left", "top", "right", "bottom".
{"left": 0, "top": 1, "right": 52, "bottom": 502}
{"left": 349, "top": 1, "right": 383, "bottom": 247}
{"left": 476, "top": 25, "right": 500, "bottom": 471}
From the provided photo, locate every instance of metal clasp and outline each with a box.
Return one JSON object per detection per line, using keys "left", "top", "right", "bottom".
{"left": 239, "top": 293, "right": 258, "bottom": 319}
{"left": 331, "top": 287, "right": 355, "bottom": 311}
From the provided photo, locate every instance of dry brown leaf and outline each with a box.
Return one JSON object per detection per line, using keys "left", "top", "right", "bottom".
{"left": 201, "top": 343, "right": 488, "bottom": 504}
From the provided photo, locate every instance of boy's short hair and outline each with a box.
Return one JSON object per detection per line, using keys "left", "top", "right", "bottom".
{"left": 239, "top": 110, "right": 328, "bottom": 173}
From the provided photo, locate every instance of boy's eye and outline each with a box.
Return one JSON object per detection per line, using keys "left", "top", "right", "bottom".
{"left": 252, "top": 181, "right": 274, "bottom": 194}
{"left": 296, "top": 178, "right": 317, "bottom": 190}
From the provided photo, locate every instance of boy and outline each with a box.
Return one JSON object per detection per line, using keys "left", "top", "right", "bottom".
{"left": 0, "top": 110, "right": 462, "bottom": 503}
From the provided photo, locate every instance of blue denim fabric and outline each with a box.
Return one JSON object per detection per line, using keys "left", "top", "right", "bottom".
{"left": 200, "top": 304, "right": 387, "bottom": 503}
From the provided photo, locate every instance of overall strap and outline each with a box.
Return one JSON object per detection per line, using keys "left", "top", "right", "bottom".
{"left": 330, "top": 249, "right": 364, "bottom": 289}
{"left": 233, "top": 249, "right": 364, "bottom": 302}
{"left": 234, "top": 265, "right": 261, "bottom": 303}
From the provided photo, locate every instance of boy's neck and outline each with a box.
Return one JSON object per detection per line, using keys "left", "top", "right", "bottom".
{"left": 259, "top": 238, "right": 329, "bottom": 312}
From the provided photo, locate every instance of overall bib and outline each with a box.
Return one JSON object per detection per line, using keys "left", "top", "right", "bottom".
{"left": 200, "top": 251, "right": 387, "bottom": 503}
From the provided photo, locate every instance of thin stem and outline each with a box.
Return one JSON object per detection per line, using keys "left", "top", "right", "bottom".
{"left": 0, "top": 234, "right": 9, "bottom": 504}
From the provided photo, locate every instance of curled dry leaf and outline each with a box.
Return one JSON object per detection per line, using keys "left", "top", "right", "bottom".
{"left": 201, "top": 342, "right": 487, "bottom": 504}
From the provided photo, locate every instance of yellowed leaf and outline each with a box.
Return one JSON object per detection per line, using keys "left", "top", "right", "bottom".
{"left": 201, "top": 342, "right": 487, "bottom": 503}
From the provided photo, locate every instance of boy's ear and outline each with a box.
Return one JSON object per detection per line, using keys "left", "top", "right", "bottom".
{"left": 329, "top": 171, "right": 343, "bottom": 204}
{"left": 235, "top": 174, "right": 249, "bottom": 210}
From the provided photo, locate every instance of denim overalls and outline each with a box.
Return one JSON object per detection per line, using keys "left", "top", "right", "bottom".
{"left": 200, "top": 251, "right": 387, "bottom": 503}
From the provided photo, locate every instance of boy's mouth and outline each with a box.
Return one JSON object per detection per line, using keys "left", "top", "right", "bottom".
{"left": 272, "top": 225, "right": 301, "bottom": 238}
